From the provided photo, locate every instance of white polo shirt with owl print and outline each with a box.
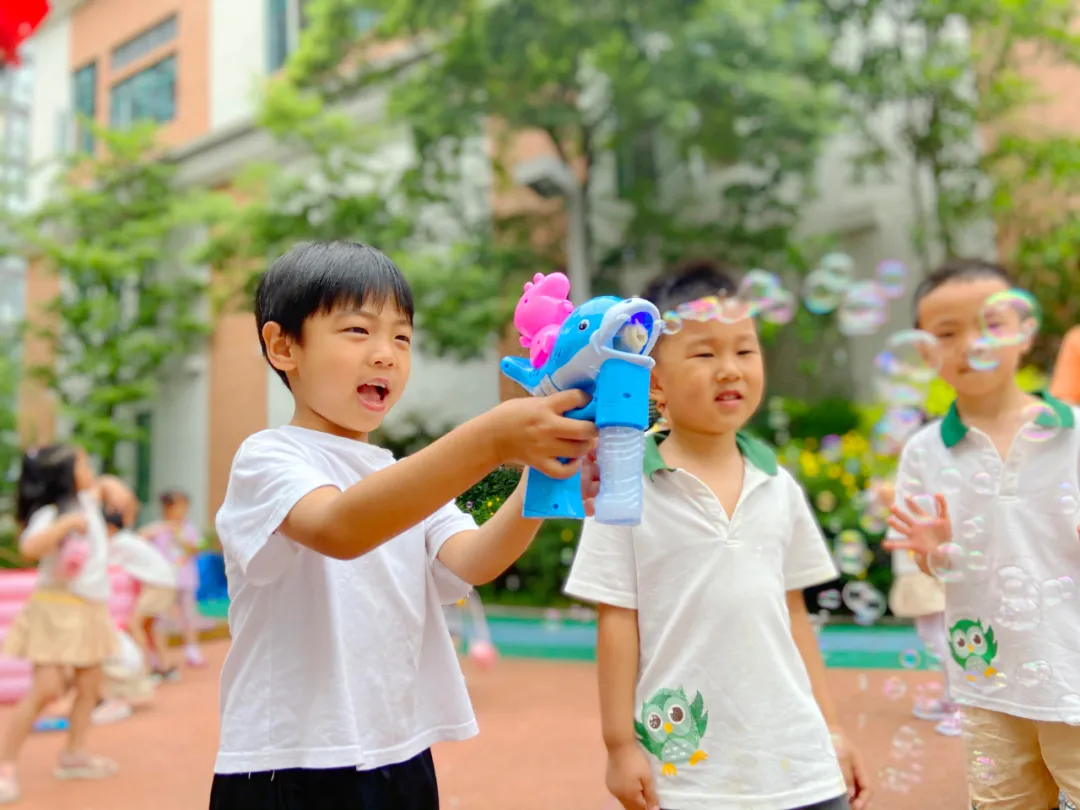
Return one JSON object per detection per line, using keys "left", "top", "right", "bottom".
{"left": 565, "top": 433, "right": 847, "bottom": 810}
{"left": 888, "top": 393, "right": 1080, "bottom": 723}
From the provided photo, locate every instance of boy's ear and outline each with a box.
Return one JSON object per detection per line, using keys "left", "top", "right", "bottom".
{"left": 649, "top": 368, "right": 666, "bottom": 412}
{"left": 262, "top": 322, "right": 299, "bottom": 375}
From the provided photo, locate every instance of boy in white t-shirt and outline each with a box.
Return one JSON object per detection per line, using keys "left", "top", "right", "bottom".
{"left": 885, "top": 259, "right": 1080, "bottom": 810}
{"left": 210, "top": 242, "right": 597, "bottom": 810}
{"left": 564, "top": 261, "right": 870, "bottom": 810}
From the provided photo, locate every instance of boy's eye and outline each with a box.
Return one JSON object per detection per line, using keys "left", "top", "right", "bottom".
{"left": 396, "top": 334, "right": 412, "bottom": 344}
{"left": 691, "top": 352, "right": 714, "bottom": 358}
{"left": 345, "top": 327, "right": 369, "bottom": 335}
{"left": 738, "top": 349, "right": 757, "bottom": 356}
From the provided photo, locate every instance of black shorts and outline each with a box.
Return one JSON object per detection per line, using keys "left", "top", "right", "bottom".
{"left": 666, "top": 793, "right": 850, "bottom": 810}
{"left": 208, "top": 749, "right": 439, "bottom": 810}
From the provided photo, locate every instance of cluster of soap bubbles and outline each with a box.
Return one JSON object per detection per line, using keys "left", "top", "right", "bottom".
{"left": 658, "top": 252, "right": 911, "bottom": 336}
{"left": 870, "top": 287, "right": 1043, "bottom": 452}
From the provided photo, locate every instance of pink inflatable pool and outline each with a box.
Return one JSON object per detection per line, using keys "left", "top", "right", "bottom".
{"left": 0, "top": 568, "right": 136, "bottom": 704}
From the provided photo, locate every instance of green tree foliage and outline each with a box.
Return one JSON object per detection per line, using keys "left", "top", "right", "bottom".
{"left": 215, "top": 0, "right": 841, "bottom": 356}
{"left": 20, "top": 121, "right": 211, "bottom": 472}
{"left": 818, "top": 0, "right": 1080, "bottom": 358}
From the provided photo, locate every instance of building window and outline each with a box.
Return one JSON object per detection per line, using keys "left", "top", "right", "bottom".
{"left": 268, "top": 0, "right": 380, "bottom": 71}
{"left": 112, "top": 15, "right": 178, "bottom": 72}
{"left": 72, "top": 61, "right": 96, "bottom": 153}
{"left": 135, "top": 411, "right": 153, "bottom": 506}
{"left": 110, "top": 55, "right": 177, "bottom": 129}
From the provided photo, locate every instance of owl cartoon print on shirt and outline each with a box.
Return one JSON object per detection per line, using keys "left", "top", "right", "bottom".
{"left": 949, "top": 618, "right": 1000, "bottom": 683}
{"left": 635, "top": 686, "right": 709, "bottom": 776}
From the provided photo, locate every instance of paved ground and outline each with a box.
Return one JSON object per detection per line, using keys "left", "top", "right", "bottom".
{"left": 3, "top": 641, "right": 969, "bottom": 809}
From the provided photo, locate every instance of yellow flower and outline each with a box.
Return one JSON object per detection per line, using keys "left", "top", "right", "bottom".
{"left": 841, "top": 473, "right": 856, "bottom": 488}
{"left": 826, "top": 464, "right": 842, "bottom": 479}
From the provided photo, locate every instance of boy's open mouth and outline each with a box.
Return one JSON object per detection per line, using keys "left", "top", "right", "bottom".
{"left": 716, "top": 391, "right": 743, "bottom": 403}
{"left": 357, "top": 380, "right": 390, "bottom": 410}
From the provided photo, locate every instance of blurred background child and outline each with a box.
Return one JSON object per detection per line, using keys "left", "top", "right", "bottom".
{"left": 140, "top": 491, "right": 204, "bottom": 668}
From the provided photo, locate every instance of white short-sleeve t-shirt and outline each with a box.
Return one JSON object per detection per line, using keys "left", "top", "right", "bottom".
{"left": 888, "top": 394, "right": 1080, "bottom": 723}
{"left": 565, "top": 433, "right": 846, "bottom": 810}
{"left": 213, "top": 425, "right": 479, "bottom": 774}
{"left": 22, "top": 490, "right": 111, "bottom": 603}
{"left": 109, "top": 530, "right": 177, "bottom": 589}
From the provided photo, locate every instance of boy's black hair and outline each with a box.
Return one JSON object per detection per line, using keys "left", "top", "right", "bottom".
{"left": 103, "top": 509, "right": 125, "bottom": 531}
{"left": 254, "top": 241, "right": 415, "bottom": 389}
{"left": 16, "top": 444, "right": 79, "bottom": 525}
{"left": 159, "top": 489, "right": 189, "bottom": 507}
{"left": 912, "top": 258, "right": 1013, "bottom": 326}
{"left": 640, "top": 258, "right": 740, "bottom": 314}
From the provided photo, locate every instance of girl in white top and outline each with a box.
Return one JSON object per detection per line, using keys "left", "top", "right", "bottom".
{"left": 0, "top": 445, "right": 137, "bottom": 803}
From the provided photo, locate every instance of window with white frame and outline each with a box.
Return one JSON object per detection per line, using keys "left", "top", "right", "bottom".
{"left": 267, "top": 0, "right": 381, "bottom": 71}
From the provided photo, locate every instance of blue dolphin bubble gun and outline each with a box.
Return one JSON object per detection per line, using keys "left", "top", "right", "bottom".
{"left": 500, "top": 273, "right": 662, "bottom": 525}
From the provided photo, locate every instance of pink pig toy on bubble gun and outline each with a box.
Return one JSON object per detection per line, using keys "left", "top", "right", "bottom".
{"left": 501, "top": 272, "right": 662, "bottom": 526}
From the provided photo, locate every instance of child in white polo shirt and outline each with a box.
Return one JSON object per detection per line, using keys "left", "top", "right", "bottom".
{"left": 565, "top": 261, "right": 870, "bottom": 810}
{"left": 210, "top": 242, "right": 598, "bottom": 810}
{"left": 885, "top": 258, "right": 1080, "bottom": 810}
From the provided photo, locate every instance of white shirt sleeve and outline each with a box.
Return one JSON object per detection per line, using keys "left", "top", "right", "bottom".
{"left": 563, "top": 518, "right": 637, "bottom": 609}
{"left": 215, "top": 434, "right": 339, "bottom": 586}
{"left": 783, "top": 475, "right": 840, "bottom": 591}
{"left": 423, "top": 501, "right": 478, "bottom": 606}
{"left": 19, "top": 505, "right": 59, "bottom": 557}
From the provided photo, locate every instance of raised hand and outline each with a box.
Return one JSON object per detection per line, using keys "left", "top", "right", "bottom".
{"left": 883, "top": 494, "right": 951, "bottom": 558}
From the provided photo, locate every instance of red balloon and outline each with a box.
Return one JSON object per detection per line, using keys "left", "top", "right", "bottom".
{"left": 0, "top": 1, "right": 50, "bottom": 66}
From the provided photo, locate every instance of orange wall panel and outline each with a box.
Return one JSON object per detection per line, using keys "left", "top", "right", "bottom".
{"left": 70, "top": 0, "right": 211, "bottom": 148}
{"left": 17, "top": 259, "right": 59, "bottom": 447}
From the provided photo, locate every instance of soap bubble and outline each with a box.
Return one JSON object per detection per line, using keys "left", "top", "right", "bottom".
{"left": 761, "top": 288, "right": 797, "bottom": 325}
{"left": 662, "top": 312, "right": 683, "bottom": 335}
{"left": 994, "top": 565, "right": 1043, "bottom": 631}
{"left": 803, "top": 269, "right": 847, "bottom": 315}
{"left": 967, "top": 336, "right": 1001, "bottom": 372}
{"left": 817, "top": 588, "right": 842, "bottom": 610}
{"left": 875, "top": 330, "right": 941, "bottom": 383}
{"left": 966, "top": 657, "right": 1009, "bottom": 695}
{"left": 972, "top": 473, "right": 996, "bottom": 496}
{"left": 882, "top": 675, "right": 907, "bottom": 700}
{"left": 874, "top": 378, "right": 928, "bottom": 409}
{"left": 940, "top": 468, "right": 963, "bottom": 494}
{"left": 1058, "top": 483, "right": 1080, "bottom": 515}
{"left": 928, "top": 542, "right": 965, "bottom": 583}
{"left": 737, "top": 269, "right": 785, "bottom": 317}
{"left": 875, "top": 259, "right": 909, "bottom": 298}
{"left": 913, "top": 682, "right": 943, "bottom": 713}
{"left": 966, "top": 550, "right": 989, "bottom": 572}
{"left": 878, "top": 766, "right": 913, "bottom": 793}
{"left": 837, "top": 281, "right": 890, "bottom": 336}
{"left": 980, "top": 288, "right": 1040, "bottom": 347}
{"left": 815, "top": 490, "right": 838, "bottom": 513}
{"left": 835, "top": 529, "right": 869, "bottom": 576}
{"left": 1015, "top": 660, "right": 1053, "bottom": 688}
{"left": 820, "top": 434, "right": 843, "bottom": 463}
{"left": 1043, "top": 576, "right": 1076, "bottom": 607}
{"left": 843, "top": 580, "right": 887, "bottom": 624}
{"left": 871, "top": 408, "right": 923, "bottom": 456}
{"left": 899, "top": 649, "right": 921, "bottom": 669}
{"left": 717, "top": 295, "right": 752, "bottom": 324}
{"left": 891, "top": 725, "right": 923, "bottom": 757}
{"left": 961, "top": 516, "right": 986, "bottom": 539}
{"left": 970, "top": 753, "right": 998, "bottom": 784}
{"left": 1020, "top": 401, "right": 1061, "bottom": 443}
{"left": 1057, "top": 693, "right": 1080, "bottom": 725}
{"left": 820, "top": 252, "right": 856, "bottom": 281}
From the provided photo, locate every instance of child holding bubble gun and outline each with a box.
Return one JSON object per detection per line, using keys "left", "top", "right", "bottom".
{"left": 501, "top": 272, "right": 662, "bottom": 525}
{"left": 885, "top": 258, "right": 1080, "bottom": 810}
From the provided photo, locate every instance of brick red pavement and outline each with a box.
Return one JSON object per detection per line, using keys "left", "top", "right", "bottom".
{"left": 1, "top": 641, "right": 969, "bottom": 809}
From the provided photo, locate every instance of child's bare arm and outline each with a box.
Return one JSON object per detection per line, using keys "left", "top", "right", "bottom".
{"left": 282, "top": 392, "right": 596, "bottom": 560}
{"left": 20, "top": 513, "right": 87, "bottom": 561}
{"left": 436, "top": 479, "right": 540, "bottom": 585}
{"left": 438, "top": 454, "right": 599, "bottom": 585}
{"left": 598, "top": 604, "right": 641, "bottom": 749}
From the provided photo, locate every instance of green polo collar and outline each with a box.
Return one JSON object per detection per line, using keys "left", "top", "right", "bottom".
{"left": 643, "top": 431, "right": 779, "bottom": 478}
{"left": 940, "top": 390, "right": 1075, "bottom": 448}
